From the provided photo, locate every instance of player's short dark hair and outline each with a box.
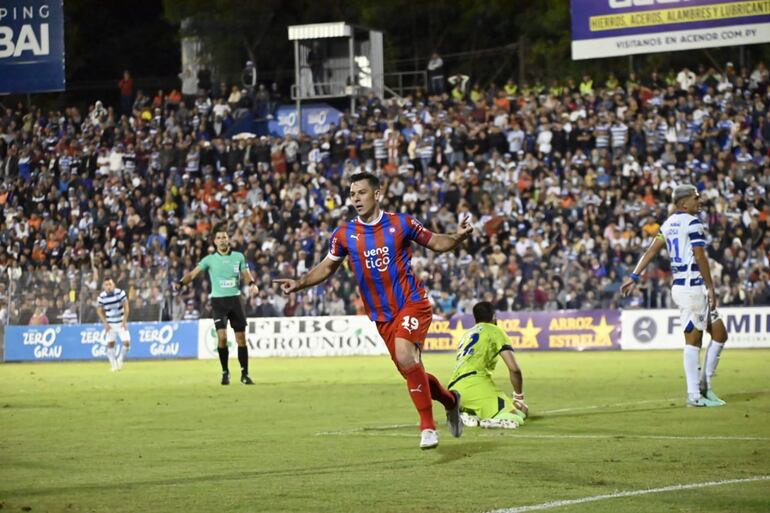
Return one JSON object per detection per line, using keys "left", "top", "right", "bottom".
{"left": 473, "top": 301, "right": 496, "bottom": 324}
{"left": 211, "top": 222, "right": 229, "bottom": 239}
{"left": 350, "top": 172, "right": 380, "bottom": 190}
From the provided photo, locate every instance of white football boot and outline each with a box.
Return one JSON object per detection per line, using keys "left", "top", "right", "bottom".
{"left": 419, "top": 429, "right": 439, "bottom": 449}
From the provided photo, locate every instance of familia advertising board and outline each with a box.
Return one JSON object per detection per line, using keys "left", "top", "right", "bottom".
{"left": 571, "top": 0, "right": 770, "bottom": 60}
{"left": 4, "top": 322, "right": 199, "bottom": 362}
{"left": 423, "top": 309, "right": 621, "bottom": 352}
{"left": 197, "top": 316, "right": 388, "bottom": 358}
{"left": 621, "top": 306, "right": 770, "bottom": 349}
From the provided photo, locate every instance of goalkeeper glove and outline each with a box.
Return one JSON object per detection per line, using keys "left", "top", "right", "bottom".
{"left": 513, "top": 393, "right": 528, "bottom": 418}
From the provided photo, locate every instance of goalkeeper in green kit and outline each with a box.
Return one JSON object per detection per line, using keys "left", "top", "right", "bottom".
{"left": 448, "top": 301, "right": 529, "bottom": 429}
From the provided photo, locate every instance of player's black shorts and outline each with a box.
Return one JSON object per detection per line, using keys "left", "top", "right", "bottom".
{"left": 211, "top": 296, "right": 247, "bottom": 332}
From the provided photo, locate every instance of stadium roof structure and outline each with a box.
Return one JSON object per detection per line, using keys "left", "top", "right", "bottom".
{"left": 288, "top": 22, "right": 356, "bottom": 41}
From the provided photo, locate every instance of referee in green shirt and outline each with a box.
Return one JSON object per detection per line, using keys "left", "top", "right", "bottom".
{"left": 179, "top": 223, "right": 259, "bottom": 385}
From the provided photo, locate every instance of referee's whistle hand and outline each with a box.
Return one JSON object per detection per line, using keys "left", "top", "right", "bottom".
{"left": 273, "top": 278, "right": 297, "bottom": 295}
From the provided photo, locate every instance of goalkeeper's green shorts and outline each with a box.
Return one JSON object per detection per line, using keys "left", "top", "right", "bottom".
{"left": 449, "top": 375, "right": 514, "bottom": 420}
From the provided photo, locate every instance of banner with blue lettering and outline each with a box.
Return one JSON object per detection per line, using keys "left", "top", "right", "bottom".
{"left": 4, "top": 321, "right": 199, "bottom": 362}
{"left": 267, "top": 104, "right": 341, "bottom": 137}
{"left": 0, "top": 1, "right": 65, "bottom": 93}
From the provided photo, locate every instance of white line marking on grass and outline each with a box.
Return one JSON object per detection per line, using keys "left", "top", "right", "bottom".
{"left": 313, "top": 429, "right": 770, "bottom": 442}
{"left": 539, "top": 398, "right": 680, "bottom": 415}
{"left": 483, "top": 475, "right": 770, "bottom": 513}
{"left": 485, "top": 433, "right": 770, "bottom": 441}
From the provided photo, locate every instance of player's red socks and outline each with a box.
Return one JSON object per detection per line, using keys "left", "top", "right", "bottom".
{"left": 426, "top": 372, "right": 457, "bottom": 410}
{"left": 402, "top": 363, "right": 435, "bottom": 430}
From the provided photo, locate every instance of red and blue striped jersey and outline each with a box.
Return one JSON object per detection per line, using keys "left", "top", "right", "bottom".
{"left": 328, "top": 210, "right": 433, "bottom": 322}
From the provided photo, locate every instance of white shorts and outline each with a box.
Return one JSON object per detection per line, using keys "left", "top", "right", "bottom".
{"left": 670, "top": 286, "right": 720, "bottom": 333}
{"left": 105, "top": 323, "right": 131, "bottom": 344}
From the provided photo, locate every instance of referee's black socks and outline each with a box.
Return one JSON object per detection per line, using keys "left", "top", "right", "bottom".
{"left": 217, "top": 346, "right": 229, "bottom": 373}
{"left": 238, "top": 346, "right": 248, "bottom": 375}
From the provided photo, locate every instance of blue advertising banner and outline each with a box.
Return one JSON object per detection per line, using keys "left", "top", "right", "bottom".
{"left": 4, "top": 321, "right": 199, "bottom": 362}
{"left": 0, "top": 1, "right": 65, "bottom": 93}
{"left": 571, "top": 0, "right": 770, "bottom": 60}
{"left": 267, "top": 103, "right": 341, "bottom": 137}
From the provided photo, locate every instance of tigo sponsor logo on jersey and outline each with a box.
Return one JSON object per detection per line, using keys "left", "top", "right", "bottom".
{"left": 22, "top": 326, "right": 62, "bottom": 358}
{"left": 364, "top": 246, "right": 391, "bottom": 272}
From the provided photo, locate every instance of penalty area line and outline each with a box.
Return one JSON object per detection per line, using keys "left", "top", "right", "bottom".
{"left": 483, "top": 475, "right": 770, "bottom": 513}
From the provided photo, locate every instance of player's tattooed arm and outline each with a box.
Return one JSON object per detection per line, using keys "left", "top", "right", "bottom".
{"left": 425, "top": 215, "right": 474, "bottom": 253}
{"left": 274, "top": 256, "right": 344, "bottom": 294}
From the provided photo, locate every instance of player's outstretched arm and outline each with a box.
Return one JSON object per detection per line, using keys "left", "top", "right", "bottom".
{"left": 425, "top": 215, "right": 474, "bottom": 253}
{"left": 621, "top": 235, "right": 666, "bottom": 297}
{"left": 179, "top": 266, "right": 203, "bottom": 287}
{"left": 274, "top": 256, "right": 343, "bottom": 295}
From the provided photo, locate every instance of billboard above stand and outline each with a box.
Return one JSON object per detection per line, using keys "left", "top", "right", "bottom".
{"left": 0, "top": 0, "right": 65, "bottom": 94}
{"left": 571, "top": 0, "right": 770, "bottom": 60}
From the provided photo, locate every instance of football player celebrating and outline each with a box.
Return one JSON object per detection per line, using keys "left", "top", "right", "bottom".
{"left": 275, "top": 172, "right": 472, "bottom": 449}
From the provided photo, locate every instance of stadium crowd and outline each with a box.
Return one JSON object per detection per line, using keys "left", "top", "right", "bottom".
{"left": 0, "top": 61, "right": 769, "bottom": 325}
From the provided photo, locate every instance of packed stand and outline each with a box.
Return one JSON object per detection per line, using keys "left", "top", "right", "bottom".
{"left": 0, "top": 61, "right": 769, "bottom": 325}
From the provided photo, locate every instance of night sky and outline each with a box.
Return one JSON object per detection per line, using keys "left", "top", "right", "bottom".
{"left": 65, "top": 0, "right": 178, "bottom": 84}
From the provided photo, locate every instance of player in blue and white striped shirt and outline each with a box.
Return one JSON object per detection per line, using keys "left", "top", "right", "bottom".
{"left": 622, "top": 184, "right": 729, "bottom": 407}
{"left": 97, "top": 278, "right": 131, "bottom": 372}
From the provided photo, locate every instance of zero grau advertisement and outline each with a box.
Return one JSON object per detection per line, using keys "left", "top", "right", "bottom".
{"left": 267, "top": 104, "right": 343, "bottom": 137}
{"left": 0, "top": 1, "right": 65, "bottom": 93}
{"left": 4, "top": 322, "right": 199, "bottom": 361}
{"left": 571, "top": 0, "right": 770, "bottom": 60}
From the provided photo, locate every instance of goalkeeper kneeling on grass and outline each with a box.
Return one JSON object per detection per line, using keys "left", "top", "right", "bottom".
{"left": 448, "top": 301, "right": 528, "bottom": 429}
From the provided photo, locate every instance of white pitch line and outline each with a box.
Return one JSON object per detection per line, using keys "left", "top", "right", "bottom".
{"left": 313, "top": 429, "right": 770, "bottom": 441}
{"left": 487, "top": 433, "right": 770, "bottom": 441}
{"left": 539, "top": 397, "right": 680, "bottom": 415}
{"left": 484, "top": 475, "right": 770, "bottom": 513}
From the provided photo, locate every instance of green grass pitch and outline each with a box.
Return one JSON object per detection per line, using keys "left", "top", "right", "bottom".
{"left": 1, "top": 350, "right": 769, "bottom": 513}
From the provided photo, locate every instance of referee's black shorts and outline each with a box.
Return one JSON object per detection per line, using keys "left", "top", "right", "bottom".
{"left": 211, "top": 296, "right": 247, "bottom": 332}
